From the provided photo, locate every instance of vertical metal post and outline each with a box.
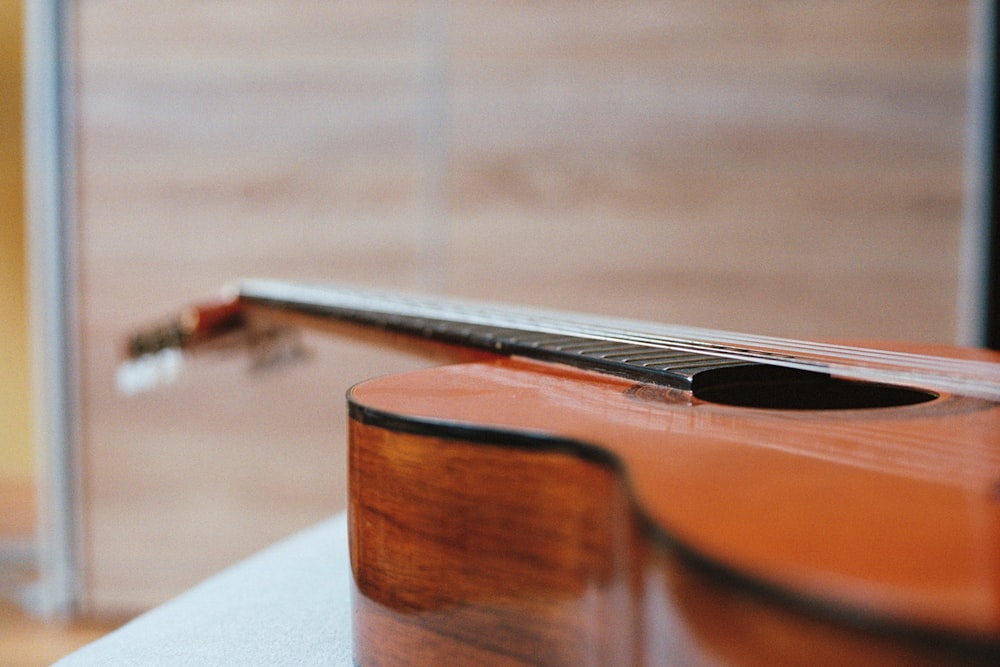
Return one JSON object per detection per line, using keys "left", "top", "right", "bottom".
{"left": 23, "top": 0, "right": 81, "bottom": 617}
{"left": 986, "top": 1, "right": 1000, "bottom": 348}
{"left": 959, "top": 0, "right": 995, "bottom": 347}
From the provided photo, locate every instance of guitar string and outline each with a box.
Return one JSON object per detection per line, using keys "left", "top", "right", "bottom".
{"left": 366, "top": 286, "right": 1000, "bottom": 392}
{"left": 239, "top": 282, "right": 1000, "bottom": 398}
{"left": 405, "top": 292, "right": 989, "bottom": 374}
{"left": 238, "top": 281, "right": 1000, "bottom": 401}
{"left": 438, "top": 306, "right": 1000, "bottom": 400}
{"left": 345, "top": 289, "right": 1000, "bottom": 396}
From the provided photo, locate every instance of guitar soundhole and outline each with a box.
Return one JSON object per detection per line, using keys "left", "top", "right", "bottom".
{"left": 692, "top": 366, "right": 937, "bottom": 410}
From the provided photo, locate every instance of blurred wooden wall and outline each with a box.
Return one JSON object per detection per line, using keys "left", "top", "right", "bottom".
{"left": 72, "top": 1, "right": 971, "bottom": 613}
{"left": 0, "top": 0, "right": 33, "bottom": 539}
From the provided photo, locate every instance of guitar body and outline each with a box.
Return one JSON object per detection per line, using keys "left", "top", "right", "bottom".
{"left": 348, "top": 352, "right": 1000, "bottom": 666}
{"left": 120, "top": 281, "right": 1000, "bottom": 664}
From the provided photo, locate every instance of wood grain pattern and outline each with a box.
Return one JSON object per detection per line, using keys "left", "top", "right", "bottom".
{"left": 347, "top": 350, "right": 1000, "bottom": 665}
{"left": 350, "top": 422, "right": 638, "bottom": 666}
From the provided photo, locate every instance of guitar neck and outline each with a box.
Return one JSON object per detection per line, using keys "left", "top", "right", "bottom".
{"left": 122, "top": 279, "right": 1000, "bottom": 403}
{"left": 234, "top": 280, "right": 760, "bottom": 391}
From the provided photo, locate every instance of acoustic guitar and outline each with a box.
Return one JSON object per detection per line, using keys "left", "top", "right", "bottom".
{"left": 122, "top": 279, "right": 1000, "bottom": 665}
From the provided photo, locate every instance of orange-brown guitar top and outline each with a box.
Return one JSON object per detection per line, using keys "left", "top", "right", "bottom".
{"left": 348, "top": 350, "right": 1000, "bottom": 666}
{"left": 123, "top": 281, "right": 1000, "bottom": 665}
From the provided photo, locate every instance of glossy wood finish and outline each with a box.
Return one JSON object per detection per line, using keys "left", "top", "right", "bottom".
{"left": 350, "top": 422, "right": 640, "bottom": 666}
{"left": 348, "top": 349, "right": 1000, "bottom": 665}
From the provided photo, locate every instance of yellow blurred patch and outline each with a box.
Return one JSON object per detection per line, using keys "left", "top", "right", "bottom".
{"left": 0, "top": 0, "right": 31, "bottom": 478}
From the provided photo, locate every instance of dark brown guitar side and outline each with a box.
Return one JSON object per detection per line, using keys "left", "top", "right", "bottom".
{"left": 123, "top": 281, "right": 1000, "bottom": 665}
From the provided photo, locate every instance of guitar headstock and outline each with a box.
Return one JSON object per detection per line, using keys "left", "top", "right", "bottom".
{"left": 117, "top": 295, "right": 305, "bottom": 395}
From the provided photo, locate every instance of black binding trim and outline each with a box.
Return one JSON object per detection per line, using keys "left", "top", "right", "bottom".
{"left": 348, "top": 400, "right": 617, "bottom": 466}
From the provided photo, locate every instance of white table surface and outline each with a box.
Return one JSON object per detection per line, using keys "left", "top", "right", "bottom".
{"left": 55, "top": 512, "right": 353, "bottom": 666}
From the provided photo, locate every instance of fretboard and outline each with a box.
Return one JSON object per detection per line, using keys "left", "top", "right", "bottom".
{"left": 236, "top": 280, "right": 765, "bottom": 391}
